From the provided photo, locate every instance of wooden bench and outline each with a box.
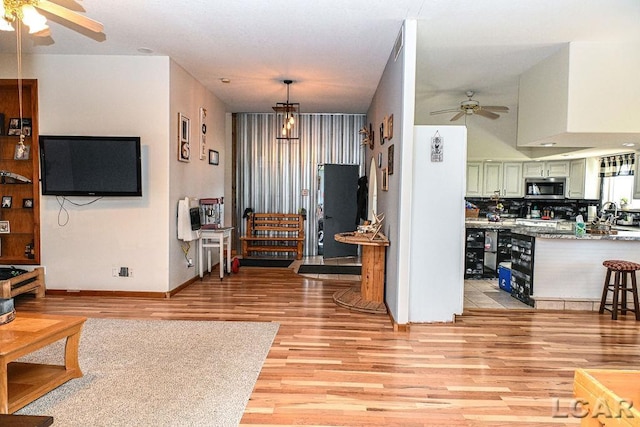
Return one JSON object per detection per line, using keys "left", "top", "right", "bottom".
{"left": 0, "top": 267, "right": 46, "bottom": 299}
{"left": 240, "top": 213, "right": 304, "bottom": 260}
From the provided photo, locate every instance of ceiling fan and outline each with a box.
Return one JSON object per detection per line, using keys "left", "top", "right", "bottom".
{"left": 1, "top": 0, "right": 103, "bottom": 36}
{"left": 430, "top": 90, "right": 509, "bottom": 121}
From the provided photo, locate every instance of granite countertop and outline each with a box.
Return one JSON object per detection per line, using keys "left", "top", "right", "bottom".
{"left": 465, "top": 219, "right": 516, "bottom": 229}
{"left": 514, "top": 228, "right": 640, "bottom": 241}
{"left": 465, "top": 219, "right": 640, "bottom": 241}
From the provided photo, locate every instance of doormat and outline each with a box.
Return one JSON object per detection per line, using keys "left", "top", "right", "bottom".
{"left": 297, "top": 265, "right": 362, "bottom": 275}
{"left": 240, "top": 258, "right": 293, "bottom": 268}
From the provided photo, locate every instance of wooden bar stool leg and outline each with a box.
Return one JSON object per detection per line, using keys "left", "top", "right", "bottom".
{"left": 599, "top": 268, "right": 612, "bottom": 314}
{"left": 611, "top": 271, "right": 620, "bottom": 320}
{"left": 621, "top": 272, "right": 628, "bottom": 315}
{"left": 631, "top": 271, "right": 640, "bottom": 321}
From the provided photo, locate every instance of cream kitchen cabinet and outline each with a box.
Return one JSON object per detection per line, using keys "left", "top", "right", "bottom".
{"left": 482, "top": 162, "right": 523, "bottom": 198}
{"left": 466, "top": 161, "right": 483, "bottom": 197}
{"left": 567, "top": 158, "right": 600, "bottom": 199}
{"left": 523, "top": 160, "right": 570, "bottom": 178}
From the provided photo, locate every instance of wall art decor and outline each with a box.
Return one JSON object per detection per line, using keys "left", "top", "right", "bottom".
{"left": 1, "top": 196, "right": 12, "bottom": 208}
{"left": 388, "top": 144, "right": 394, "bottom": 175}
{"left": 7, "top": 118, "right": 31, "bottom": 136}
{"left": 431, "top": 130, "right": 443, "bottom": 162}
{"left": 208, "top": 149, "right": 219, "bottom": 165}
{"left": 368, "top": 123, "right": 374, "bottom": 150}
{"left": 381, "top": 168, "right": 388, "bottom": 191}
{"left": 14, "top": 144, "right": 30, "bottom": 160}
{"left": 0, "top": 221, "right": 9, "bottom": 233}
{"left": 199, "top": 107, "right": 207, "bottom": 160}
{"left": 387, "top": 114, "right": 394, "bottom": 140}
{"left": 379, "top": 120, "right": 385, "bottom": 145}
{"left": 178, "top": 113, "right": 190, "bottom": 162}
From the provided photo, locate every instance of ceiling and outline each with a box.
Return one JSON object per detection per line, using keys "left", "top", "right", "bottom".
{"left": 1, "top": 1, "right": 639, "bottom": 124}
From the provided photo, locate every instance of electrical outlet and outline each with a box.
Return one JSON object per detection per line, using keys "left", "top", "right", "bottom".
{"left": 187, "top": 258, "right": 194, "bottom": 267}
{"left": 113, "top": 267, "right": 133, "bottom": 277}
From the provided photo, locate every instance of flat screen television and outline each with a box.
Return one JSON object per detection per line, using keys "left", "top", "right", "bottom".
{"left": 39, "top": 135, "right": 142, "bottom": 197}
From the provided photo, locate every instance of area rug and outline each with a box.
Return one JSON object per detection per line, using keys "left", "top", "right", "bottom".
{"left": 15, "top": 318, "right": 279, "bottom": 427}
{"left": 298, "top": 264, "right": 361, "bottom": 275}
{"left": 240, "top": 258, "right": 293, "bottom": 267}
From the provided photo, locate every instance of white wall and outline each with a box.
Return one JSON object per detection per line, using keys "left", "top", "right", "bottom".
{"left": 366, "top": 21, "right": 416, "bottom": 324}
{"left": 567, "top": 42, "right": 640, "bottom": 133}
{"left": 0, "top": 54, "right": 227, "bottom": 293}
{"left": 518, "top": 42, "right": 640, "bottom": 145}
{"left": 409, "top": 125, "right": 466, "bottom": 322}
{"left": 168, "top": 60, "right": 227, "bottom": 290}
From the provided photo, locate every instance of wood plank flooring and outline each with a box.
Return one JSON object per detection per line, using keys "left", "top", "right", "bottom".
{"left": 12, "top": 266, "right": 640, "bottom": 426}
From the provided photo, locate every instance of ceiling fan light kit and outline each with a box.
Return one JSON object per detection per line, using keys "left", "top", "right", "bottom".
{"left": 1, "top": 0, "right": 104, "bottom": 37}
{"left": 430, "top": 90, "right": 509, "bottom": 122}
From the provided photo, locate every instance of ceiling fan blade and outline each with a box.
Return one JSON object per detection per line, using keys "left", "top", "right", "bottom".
{"left": 482, "top": 106, "right": 510, "bottom": 112}
{"left": 35, "top": 0, "right": 104, "bottom": 33}
{"left": 475, "top": 109, "right": 500, "bottom": 120}
{"left": 430, "top": 108, "right": 461, "bottom": 115}
{"left": 449, "top": 112, "right": 465, "bottom": 121}
{"left": 33, "top": 28, "right": 52, "bottom": 38}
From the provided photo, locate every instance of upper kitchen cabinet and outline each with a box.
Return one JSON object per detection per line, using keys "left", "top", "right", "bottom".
{"left": 466, "top": 162, "right": 483, "bottom": 197}
{"left": 523, "top": 160, "right": 570, "bottom": 178}
{"left": 567, "top": 158, "right": 600, "bottom": 199}
{"left": 518, "top": 42, "right": 640, "bottom": 147}
{"left": 482, "top": 162, "right": 523, "bottom": 198}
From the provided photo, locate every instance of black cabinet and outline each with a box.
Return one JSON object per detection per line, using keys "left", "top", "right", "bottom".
{"left": 465, "top": 228, "right": 512, "bottom": 279}
{"left": 510, "top": 233, "right": 535, "bottom": 307}
{"left": 465, "top": 229, "right": 485, "bottom": 278}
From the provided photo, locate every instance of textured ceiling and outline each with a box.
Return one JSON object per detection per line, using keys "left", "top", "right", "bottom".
{"left": 1, "top": 0, "right": 639, "bottom": 116}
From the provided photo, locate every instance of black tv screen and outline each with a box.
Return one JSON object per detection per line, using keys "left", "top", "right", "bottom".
{"left": 39, "top": 135, "right": 142, "bottom": 197}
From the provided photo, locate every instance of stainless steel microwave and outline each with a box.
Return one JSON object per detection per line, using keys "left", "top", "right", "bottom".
{"left": 524, "top": 178, "right": 565, "bottom": 199}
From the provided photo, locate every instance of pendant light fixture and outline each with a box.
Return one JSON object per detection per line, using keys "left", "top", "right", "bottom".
{"left": 273, "top": 79, "right": 299, "bottom": 140}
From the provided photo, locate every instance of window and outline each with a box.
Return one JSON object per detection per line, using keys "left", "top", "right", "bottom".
{"left": 599, "top": 153, "right": 636, "bottom": 208}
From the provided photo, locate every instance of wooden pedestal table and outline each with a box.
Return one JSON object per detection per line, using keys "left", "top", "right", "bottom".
{"left": 332, "top": 232, "right": 389, "bottom": 314}
{"left": 0, "top": 313, "right": 86, "bottom": 414}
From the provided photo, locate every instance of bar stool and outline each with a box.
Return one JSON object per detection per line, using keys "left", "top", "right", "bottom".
{"left": 599, "top": 260, "right": 640, "bottom": 320}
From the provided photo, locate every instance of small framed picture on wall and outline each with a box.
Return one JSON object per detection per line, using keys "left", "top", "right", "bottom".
{"left": 208, "top": 149, "right": 219, "bottom": 165}
{"left": 178, "top": 113, "right": 190, "bottom": 162}
{"left": 1, "top": 196, "right": 12, "bottom": 208}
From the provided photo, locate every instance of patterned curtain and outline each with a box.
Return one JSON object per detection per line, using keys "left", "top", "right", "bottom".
{"left": 600, "top": 153, "right": 635, "bottom": 177}
{"left": 236, "top": 113, "right": 366, "bottom": 256}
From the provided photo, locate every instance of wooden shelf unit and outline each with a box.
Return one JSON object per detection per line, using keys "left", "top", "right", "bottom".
{"left": 0, "top": 79, "right": 40, "bottom": 265}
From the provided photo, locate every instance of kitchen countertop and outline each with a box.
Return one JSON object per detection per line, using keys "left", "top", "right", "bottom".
{"left": 514, "top": 228, "right": 640, "bottom": 241}
{"left": 465, "top": 219, "right": 640, "bottom": 241}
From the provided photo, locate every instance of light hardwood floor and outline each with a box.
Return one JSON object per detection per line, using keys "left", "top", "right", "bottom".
{"left": 13, "top": 265, "right": 640, "bottom": 426}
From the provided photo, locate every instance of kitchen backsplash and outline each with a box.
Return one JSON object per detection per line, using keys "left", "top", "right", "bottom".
{"left": 465, "top": 197, "right": 602, "bottom": 221}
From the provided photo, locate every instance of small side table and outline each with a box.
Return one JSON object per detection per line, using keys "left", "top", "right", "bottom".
{"left": 332, "top": 232, "right": 389, "bottom": 314}
{"left": 198, "top": 227, "right": 233, "bottom": 280}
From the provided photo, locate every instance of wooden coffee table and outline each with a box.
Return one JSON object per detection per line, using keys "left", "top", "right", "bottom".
{"left": 0, "top": 313, "right": 86, "bottom": 414}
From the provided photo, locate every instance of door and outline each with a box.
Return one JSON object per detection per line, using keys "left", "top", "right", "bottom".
{"left": 322, "top": 164, "right": 359, "bottom": 258}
